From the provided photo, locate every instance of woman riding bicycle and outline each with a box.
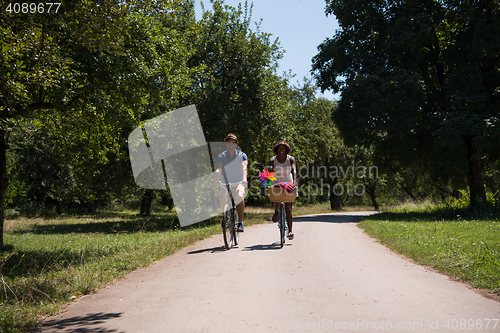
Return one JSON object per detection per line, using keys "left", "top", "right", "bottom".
{"left": 268, "top": 140, "right": 297, "bottom": 239}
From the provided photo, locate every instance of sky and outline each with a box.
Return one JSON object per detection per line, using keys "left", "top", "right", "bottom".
{"left": 194, "top": 0, "right": 340, "bottom": 100}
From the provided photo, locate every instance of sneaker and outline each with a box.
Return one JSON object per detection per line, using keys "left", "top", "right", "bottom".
{"left": 236, "top": 222, "right": 244, "bottom": 232}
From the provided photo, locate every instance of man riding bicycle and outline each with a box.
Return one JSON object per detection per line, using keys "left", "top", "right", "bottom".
{"left": 214, "top": 133, "right": 248, "bottom": 232}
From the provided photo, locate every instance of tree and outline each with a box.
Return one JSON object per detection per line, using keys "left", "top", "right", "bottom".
{"left": 312, "top": 0, "right": 500, "bottom": 207}
{"left": 0, "top": 0, "right": 186, "bottom": 250}
{"left": 350, "top": 145, "right": 387, "bottom": 211}
{"left": 285, "top": 80, "right": 343, "bottom": 209}
{"left": 189, "top": 0, "right": 288, "bottom": 158}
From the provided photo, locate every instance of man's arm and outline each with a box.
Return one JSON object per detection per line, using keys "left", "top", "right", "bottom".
{"left": 214, "top": 162, "right": 223, "bottom": 184}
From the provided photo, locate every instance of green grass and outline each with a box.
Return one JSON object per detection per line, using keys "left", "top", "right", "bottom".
{"left": 359, "top": 202, "right": 500, "bottom": 297}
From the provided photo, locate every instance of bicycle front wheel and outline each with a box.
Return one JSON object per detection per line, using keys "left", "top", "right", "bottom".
{"left": 279, "top": 204, "right": 285, "bottom": 248}
{"left": 222, "top": 204, "right": 232, "bottom": 249}
{"left": 233, "top": 208, "right": 239, "bottom": 246}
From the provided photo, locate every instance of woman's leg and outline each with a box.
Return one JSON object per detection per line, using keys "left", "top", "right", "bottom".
{"left": 285, "top": 203, "right": 293, "bottom": 235}
{"left": 273, "top": 202, "right": 279, "bottom": 222}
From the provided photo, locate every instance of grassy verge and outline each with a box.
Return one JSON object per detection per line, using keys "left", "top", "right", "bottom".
{"left": 358, "top": 202, "right": 500, "bottom": 298}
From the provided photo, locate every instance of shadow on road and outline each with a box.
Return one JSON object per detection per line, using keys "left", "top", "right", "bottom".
{"left": 293, "top": 213, "right": 377, "bottom": 224}
{"left": 37, "top": 312, "right": 122, "bottom": 333}
{"left": 187, "top": 213, "right": 377, "bottom": 255}
{"left": 187, "top": 246, "right": 227, "bottom": 254}
{"left": 242, "top": 243, "right": 291, "bottom": 251}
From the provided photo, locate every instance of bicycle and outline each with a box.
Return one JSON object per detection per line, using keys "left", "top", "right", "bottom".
{"left": 277, "top": 201, "right": 287, "bottom": 247}
{"left": 267, "top": 186, "right": 298, "bottom": 248}
{"left": 220, "top": 182, "right": 241, "bottom": 250}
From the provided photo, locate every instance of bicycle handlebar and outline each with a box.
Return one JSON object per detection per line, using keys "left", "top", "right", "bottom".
{"left": 219, "top": 181, "right": 244, "bottom": 186}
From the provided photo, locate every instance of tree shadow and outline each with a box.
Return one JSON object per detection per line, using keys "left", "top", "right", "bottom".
{"left": 13, "top": 216, "right": 181, "bottom": 235}
{"left": 1, "top": 248, "right": 114, "bottom": 280}
{"left": 293, "top": 213, "right": 376, "bottom": 224}
{"left": 12, "top": 213, "right": 228, "bottom": 236}
{"left": 367, "top": 202, "right": 500, "bottom": 222}
{"left": 369, "top": 211, "right": 444, "bottom": 222}
{"left": 5, "top": 239, "right": 155, "bottom": 279}
{"left": 35, "top": 312, "right": 123, "bottom": 333}
{"left": 366, "top": 209, "right": 485, "bottom": 222}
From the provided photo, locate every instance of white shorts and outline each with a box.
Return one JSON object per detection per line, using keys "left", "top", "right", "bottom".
{"left": 220, "top": 183, "right": 247, "bottom": 205}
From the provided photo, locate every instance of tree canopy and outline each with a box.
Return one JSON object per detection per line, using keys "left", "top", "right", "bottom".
{"left": 313, "top": 0, "right": 500, "bottom": 206}
{"left": 0, "top": 0, "right": 194, "bottom": 250}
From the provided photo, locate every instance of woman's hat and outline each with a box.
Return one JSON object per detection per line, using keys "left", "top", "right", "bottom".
{"left": 224, "top": 133, "right": 238, "bottom": 143}
{"left": 273, "top": 140, "right": 291, "bottom": 154}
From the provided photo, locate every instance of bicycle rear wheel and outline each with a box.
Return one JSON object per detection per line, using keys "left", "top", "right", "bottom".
{"left": 279, "top": 204, "right": 285, "bottom": 248}
{"left": 222, "top": 204, "right": 233, "bottom": 249}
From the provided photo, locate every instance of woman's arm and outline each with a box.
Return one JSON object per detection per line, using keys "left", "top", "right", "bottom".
{"left": 242, "top": 160, "right": 248, "bottom": 186}
{"left": 268, "top": 156, "right": 275, "bottom": 172}
{"left": 290, "top": 156, "right": 297, "bottom": 185}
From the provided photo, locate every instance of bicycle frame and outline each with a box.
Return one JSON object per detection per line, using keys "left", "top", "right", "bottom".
{"left": 277, "top": 202, "right": 288, "bottom": 248}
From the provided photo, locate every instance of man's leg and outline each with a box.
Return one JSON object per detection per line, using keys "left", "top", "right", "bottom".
{"left": 234, "top": 184, "right": 246, "bottom": 232}
{"left": 236, "top": 200, "right": 245, "bottom": 223}
{"left": 220, "top": 187, "right": 228, "bottom": 212}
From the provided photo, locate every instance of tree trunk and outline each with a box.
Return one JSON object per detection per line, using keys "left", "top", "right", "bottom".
{"left": 464, "top": 137, "right": 486, "bottom": 207}
{"left": 402, "top": 187, "right": 418, "bottom": 201}
{"left": 167, "top": 198, "right": 174, "bottom": 210}
{"left": 45, "top": 195, "right": 62, "bottom": 215}
{"left": 140, "top": 190, "right": 153, "bottom": 215}
{"left": 56, "top": 201, "right": 62, "bottom": 215}
{"left": 0, "top": 129, "right": 9, "bottom": 251}
{"left": 366, "top": 184, "right": 379, "bottom": 211}
{"left": 329, "top": 177, "right": 342, "bottom": 210}
{"left": 86, "top": 202, "right": 96, "bottom": 213}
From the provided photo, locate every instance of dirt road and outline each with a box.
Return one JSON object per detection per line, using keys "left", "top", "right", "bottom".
{"left": 38, "top": 212, "right": 500, "bottom": 332}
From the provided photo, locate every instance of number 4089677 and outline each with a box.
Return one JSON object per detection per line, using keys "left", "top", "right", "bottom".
{"left": 6, "top": 3, "right": 61, "bottom": 14}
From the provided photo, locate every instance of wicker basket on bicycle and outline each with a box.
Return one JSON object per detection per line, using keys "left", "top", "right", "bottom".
{"left": 266, "top": 186, "right": 298, "bottom": 203}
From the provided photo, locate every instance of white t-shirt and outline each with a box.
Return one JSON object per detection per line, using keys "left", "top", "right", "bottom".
{"left": 217, "top": 149, "right": 248, "bottom": 183}
{"left": 274, "top": 155, "right": 293, "bottom": 183}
